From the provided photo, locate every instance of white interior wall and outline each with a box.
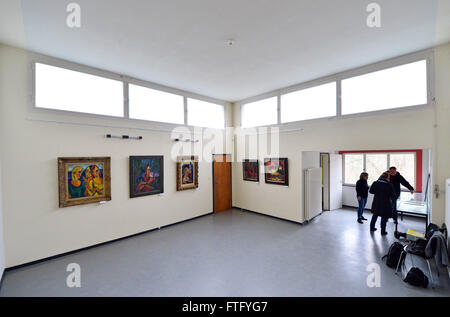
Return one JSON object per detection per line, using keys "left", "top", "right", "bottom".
{"left": 0, "top": 44, "right": 233, "bottom": 267}
{"left": 232, "top": 133, "right": 303, "bottom": 223}
{"left": 432, "top": 43, "right": 450, "bottom": 226}
{"left": 0, "top": 155, "right": 5, "bottom": 280}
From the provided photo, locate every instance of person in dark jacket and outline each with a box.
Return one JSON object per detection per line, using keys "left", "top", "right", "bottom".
{"left": 369, "top": 172, "right": 396, "bottom": 235}
{"left": 388, "top": 167, "right": 414, "bottom": 224}
{"left": 356, "top": 172, "right": 369, "bottom": 224}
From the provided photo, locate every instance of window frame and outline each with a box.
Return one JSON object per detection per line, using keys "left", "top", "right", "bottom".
{"left": 128, "top": 83, "right": 186, "bottom": 125}
{"left": 340, "top": 59, "right": 429, "bottom": 116}
{"left": 343, "top": 153, "right": 365, "bottom": 185}
{"left": 280, "top": 81, "right": 338, "bottom": 124}
{"left": 186, "top": 98, "right": 225, "bottom": 129}
{"left": 237, "top": 49, "right": 434, "bottom": 128}
{"left": 30, "top": 54, "right": 228, "bottom": 129}
{"left": 240, "top": 95, "right": 279, "bottom": 128}
{"left": 340, "top": 150, "right": 421, "bottom": 192}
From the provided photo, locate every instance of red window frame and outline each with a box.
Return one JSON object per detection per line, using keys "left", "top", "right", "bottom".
{"left": 339, "top": 149, "right": 422, "bottom": 192}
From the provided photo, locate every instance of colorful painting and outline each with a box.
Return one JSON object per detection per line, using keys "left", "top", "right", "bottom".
{"left": 177, "top": 156, "right": 198, "bottom": 191}
{"left": 58, "top": 157, "right": 111, "bottom": 208}
{"left": 130, "top": 156, "right": 164, "bottom": 198}
{"left": 243, "top": 159, "right": 259, "bottom": 182}
{"left": 264, "top": 158, "right": 289, "bottom": 186}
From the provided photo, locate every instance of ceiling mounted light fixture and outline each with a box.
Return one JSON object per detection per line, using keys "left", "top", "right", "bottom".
{"left": 227, "top": 39, "right": 235, "bottom": 46}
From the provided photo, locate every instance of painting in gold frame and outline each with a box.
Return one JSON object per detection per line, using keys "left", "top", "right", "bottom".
{"left": 176, "top": 156, "right": 199, "bottom": 191}
{"left": 58, "top": 157, "right": 111, "bottom": 208}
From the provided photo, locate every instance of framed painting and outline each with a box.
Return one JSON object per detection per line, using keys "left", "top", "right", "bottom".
{"left": 58, "top": 157, "right": 111, "bottom": 208}
{"left": 177, "top": 156, "right": 198, "bottom": 191}
{"left": 243, "top": 159, "right": 259, "bottom": 182}
{"left": 264, "top": 158, "right": 289, "bottom": 186}
{"left": 129, "top": 156, "right": 164, "bottom": 198}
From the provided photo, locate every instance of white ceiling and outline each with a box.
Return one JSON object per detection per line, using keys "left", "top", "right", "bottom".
{"left": 1, "top": 0, "right": 449, "bottom": 102}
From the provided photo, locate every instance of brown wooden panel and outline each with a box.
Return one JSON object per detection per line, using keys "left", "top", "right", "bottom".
{"left": 213, "top": 155, "right": 232, "bottom": 213}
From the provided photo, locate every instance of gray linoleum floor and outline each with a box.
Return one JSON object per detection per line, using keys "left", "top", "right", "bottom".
{"left": 1, "top": 208, "right": 449, "bottom": 297}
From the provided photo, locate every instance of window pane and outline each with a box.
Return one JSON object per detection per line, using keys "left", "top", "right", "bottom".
{"left": 281, "top": 82, "right": 336, "bottom": 123}
{"left": 344, "top": 154, "right": 364, "bottom": 184}
{"left": 129, "top": 84, "right": 184, "bottom": 124}
{"left": 342, "top": 60, "right": 427, "bottom": 115}
{"left": 390, "top": 153, "right": 416, "bottom": 188}
{"left": 366, "top": 154, "right": 388, "bottom": 184}
{"left": 35, "top": 63, "right": 124, "bottom": 117}
{"left": 187, "top": 98, "right": 224, "bottom": 129}
{"left": 241, "top": 97, "right": 277, "bottom": 128}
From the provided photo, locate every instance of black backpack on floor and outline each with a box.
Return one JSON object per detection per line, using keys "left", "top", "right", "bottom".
{"left": 382, "top": 242, "right": 405, "bottom": 269}
{"left": 404, "top": 267, "right": 429, "bottom": 288}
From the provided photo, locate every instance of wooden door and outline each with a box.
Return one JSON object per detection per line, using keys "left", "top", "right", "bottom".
{"left": 213, "top": 154, "right": 232, "bottom": 213}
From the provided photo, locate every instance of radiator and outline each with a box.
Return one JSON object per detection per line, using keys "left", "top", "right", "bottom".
{"left": 304, "top": 168, "right": 323, "bottom": 222}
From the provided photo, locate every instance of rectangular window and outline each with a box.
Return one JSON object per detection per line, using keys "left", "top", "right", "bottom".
{"left": 342, "top": 60, "right": 427, "bottom": 115}
{"left": 35, "top": 63, "right": 124, "bottom": 117}
{"left": 344, "top": 154, "right": 364, "bottom": 184}
{"left": 390, "top": 153, "right": 416, "bottom": 188}
{"left": 187, "top": 98, "right": 225, "bottom": 129}
{"left": 366, "top": 154, "right": 388, "bottom": 184}
{"left": 129, "top": 84, "right": 184, "bottom": 125}
{"left": 343, "top": 151, "right": 419, "bottom": 190}
{"left": 281, "top": 82, "right": 336, "bottom": 123}
{"left": 241, "top": 97, "right": 278, "bottom": 128}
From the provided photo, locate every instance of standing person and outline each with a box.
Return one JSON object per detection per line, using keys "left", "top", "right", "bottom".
{"left": 356, "top": 172, "right": 369, "bottom": 224}
{"left": 369, "top": 172, "right": 396, "bottom": 235}
{"left": 388, "top": 166, "right": 414, "bottom": 224}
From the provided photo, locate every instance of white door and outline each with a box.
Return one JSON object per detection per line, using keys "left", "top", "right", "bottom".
{"left": 329, "top": 153, "right": 343, "bottom": 210}
{"left": 446, "top": 179, "right": 450, "bottom": 235}
{"left": 321, "top": 153, "right": 330, "bottom": 211}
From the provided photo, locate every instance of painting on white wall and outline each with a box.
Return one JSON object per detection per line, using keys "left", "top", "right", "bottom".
{"left": 58, "top": 157, "right": 111, "bottom": 208}
{"left": 264, "top": 158, "right": 289, "bottom": 186}
{"left": 176, "top": 156, "right": 198, "bottom": 191}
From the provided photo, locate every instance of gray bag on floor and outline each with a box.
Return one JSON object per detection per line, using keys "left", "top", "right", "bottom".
{"left": 401, "top": 253, "right": 430, "bottom": 289}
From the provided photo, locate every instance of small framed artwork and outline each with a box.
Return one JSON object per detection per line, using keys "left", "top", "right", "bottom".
{"left": 243, "top": 159, "right": 259, "bottom": 182}
{"left": 129, "top": 156, "right": 164, "bottom": 198}
{"left": 177, "top": 156, "right": 199, "bottom": 191}
{"left": 264, "top": 158, "right": 289, "bottom": 186}
{"left": 58, "top": 157, "right": 111, "bottom": 208}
